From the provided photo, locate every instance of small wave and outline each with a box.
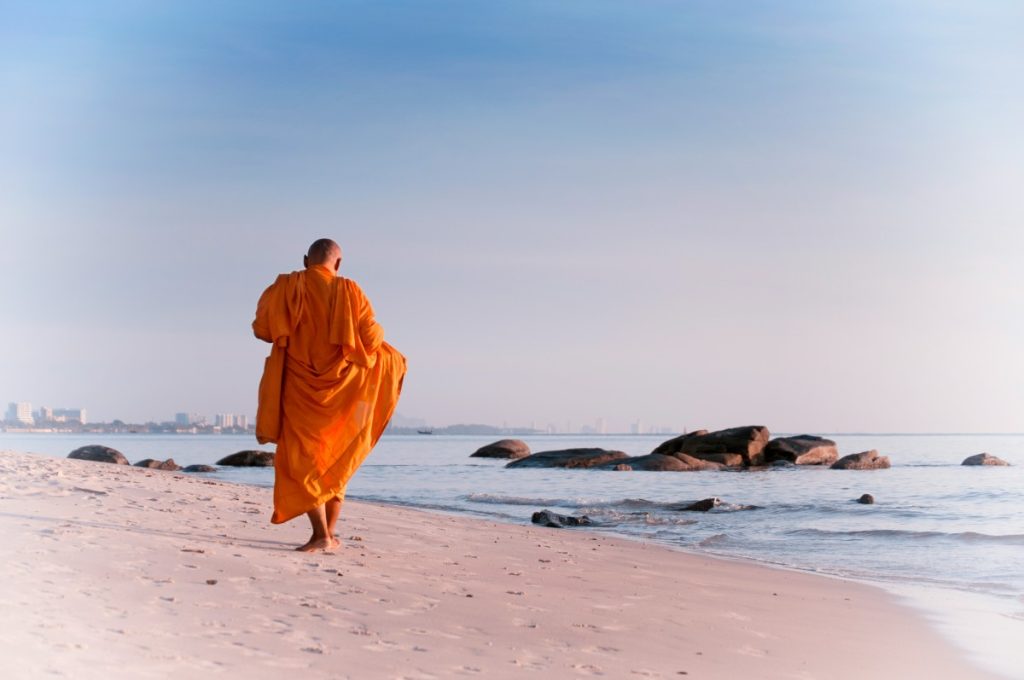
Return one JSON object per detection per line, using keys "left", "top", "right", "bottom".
{"left": 788, "top": 528, "right": 1024, "bottom": 545}
{"left": 464, "top": 493, "right": 591, "bottom": 507}
{"left": 697, "top": 533, "right": 730, "bottom": 547}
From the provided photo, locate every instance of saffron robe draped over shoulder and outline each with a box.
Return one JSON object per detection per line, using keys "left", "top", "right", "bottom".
{"left": 253, "top": 265, "right": 406, "bottom": 524}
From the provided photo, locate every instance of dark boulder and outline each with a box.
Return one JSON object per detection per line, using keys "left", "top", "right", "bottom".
{"left": 769, "top": 460, "right": 796, "bottom": 468}
{"left": 650, "top": 430, "right": 708, "bottom": 455}
{"left": 653, "top": 426, "right": 770, "bottom": 466}
{"left": 134, "top": 458, "right": 182, "bottom": 471}
{"left": 831, "top": 450, "right": 891, "bottom": 470}
{"left": 470, "top": 439, "right": 531, "bottom": 460}
{"left": 183, "top": 464, "right": 218, "bottom": 473}
{"left": 671, "top": 498, "right": 721, "bottom": 512}
{"left": 601, "top": 453, "right": 723, "bottom": 471}
{"left": 961, "top": 453, "right": 1010, "bottom": 466}
{"left": 68, "top": 445, "right": 129, "bottom": 465}
{"left": 216, "top": 450, "right": 275, "bottom": 467}
{"left": 506, "top": 448, "right": 629, "bottom": 469}
{"left": 693, "top": 452, "right": 745, "bottom": 467}
{"left": 764, "top": 435, "right": 838, "bottom": 466}
{"left": 531, "top": 510, "right": 591, "bottom": 528}
{"left": 857, "top": 494, "right": 875, "bottom": 504}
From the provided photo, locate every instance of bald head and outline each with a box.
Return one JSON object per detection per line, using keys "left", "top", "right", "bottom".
{"left": 304, "top": 238, "right": 342, "bottom": 272}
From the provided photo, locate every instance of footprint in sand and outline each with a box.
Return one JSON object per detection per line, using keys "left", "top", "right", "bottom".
{"left": 571, "top": 663, "right": 605, "bottom": 675}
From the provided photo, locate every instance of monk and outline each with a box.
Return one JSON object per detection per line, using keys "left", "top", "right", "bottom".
{"left": 253, "top": 239, "right": 406, "bottom": 552}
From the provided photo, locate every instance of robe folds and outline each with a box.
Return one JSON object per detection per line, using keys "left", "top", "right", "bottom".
{"left": 253, "top": 265, "right": 406, "bottom": 524}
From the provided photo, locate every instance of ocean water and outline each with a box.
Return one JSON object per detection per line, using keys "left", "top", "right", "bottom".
{"left": 4, "top": 432, "right": 1023, "bottom": 677}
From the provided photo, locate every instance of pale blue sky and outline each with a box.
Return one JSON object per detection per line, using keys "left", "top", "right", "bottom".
{"left": 2, "top": 1, "right": 1022, "bottom": 431}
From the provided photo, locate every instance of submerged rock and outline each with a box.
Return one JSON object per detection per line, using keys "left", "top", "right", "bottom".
{"left": 961, "top": 453, "right": 1010, "bottom": 466}
{"left": 831, "top": 450, "right": 891, "bottom": 470}
{"left": 531, "top": 509, "right": 591, "bottom": 528}
{"left": 183, "top": 464, "right": 218, "bottom": 473}
{"left": 857, "top": 494, "right": 875, "bottom": 505}
{"left": 134, "top": 458, "right": 182, "bottom": 471}
{"left": 506, "top": 448, "right": 628, "bottom": 469}
{"left": 764, "top": 435, "right": 838, "bottom": 466}
{"left": 600, "top": 454, "right": 690, "bottom": 471}
{"left": 68, "top": 445, "right": 129, "bottom": 465}
{"left": 600, "top": 453, "right": 723, "bottom": 471}
{"left": 216, "top": 450, "right": 275, "bottom": 467}
{"left": 470, "top": 439, "right": 531, "bottom": 460}
{"left": 652, "top": 426, "right": 770, "bottom": 466}
{"left": 672, "top": 498, "right": 721, "bottom": 512}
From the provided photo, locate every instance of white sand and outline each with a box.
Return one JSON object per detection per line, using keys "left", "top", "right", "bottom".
{"left": 0, "top": 451, "right": 997, "bottom": 679}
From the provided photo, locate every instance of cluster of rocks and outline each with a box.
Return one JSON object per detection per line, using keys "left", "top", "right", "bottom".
{"left": 67, "top": 445, "right": 274, "bottom": 472}
{"left": 472, "top": 427, "right": 1013, "bottom": 471}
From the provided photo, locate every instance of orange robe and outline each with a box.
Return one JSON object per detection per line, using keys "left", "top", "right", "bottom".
{"left": 252, "top": 265, "right": 406, "bottom": 524}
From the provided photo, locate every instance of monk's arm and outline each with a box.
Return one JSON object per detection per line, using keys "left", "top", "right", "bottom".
{"left": 355, "top": 283, "right": 385, "bottom": 353}
{"left": 252, "top": 282, "right": 276, "bottom": 343}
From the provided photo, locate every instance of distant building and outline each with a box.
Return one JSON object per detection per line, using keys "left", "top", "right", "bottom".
{"left": 175, "top": 412, "right": 204, "bottom": 426}
{"left": 630, "top": 420, "right": 643, "bottom": 435}
{"left": 215, "top": 414, "right": 236, "bottom": 428}
{"left": 236, "top": 415, "right": 248, "bottom": 429}
{"left": 6, "top": 402, "right": 33, "bottom": 425}
{"left": 38, "top": 406, "right": 54, "bottom": 421}
{"left": 595, "top": 418, "right": 606, "bottom": 435}
{"left": 53, "top": 408, "right": 87, "bottom": 424}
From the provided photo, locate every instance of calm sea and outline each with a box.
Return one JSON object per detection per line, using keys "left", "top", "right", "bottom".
{"left": 4, "top": 432, "right": 1023, "bottom": 678}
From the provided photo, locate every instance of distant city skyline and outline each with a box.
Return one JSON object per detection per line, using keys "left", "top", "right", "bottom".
{"left": 3, "top": 2, "right": 1022, "bottom": 433}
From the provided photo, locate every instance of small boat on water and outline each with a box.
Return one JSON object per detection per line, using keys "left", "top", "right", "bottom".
{"left": 417, "top": 427, "right": 434, "bottom": 435}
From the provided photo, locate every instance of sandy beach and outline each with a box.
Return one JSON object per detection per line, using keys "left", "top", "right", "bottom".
{"left": 0, "top": 450, "right": 997, "bottom": 679}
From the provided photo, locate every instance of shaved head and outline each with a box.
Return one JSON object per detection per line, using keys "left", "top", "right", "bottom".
{"left": 307, "top": 238, "right": 341, "bottom": 264}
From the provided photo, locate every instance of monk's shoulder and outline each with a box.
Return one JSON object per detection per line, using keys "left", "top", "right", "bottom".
{"left": 338, "top": 276, "right": 368, "bottom": 299}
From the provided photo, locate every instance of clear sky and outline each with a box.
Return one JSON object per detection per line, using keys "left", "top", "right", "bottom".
{"left": 2, "top": 1, "right": 1022, "bottom": 432}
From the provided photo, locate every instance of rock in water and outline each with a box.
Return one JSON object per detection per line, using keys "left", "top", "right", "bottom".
{"left": 652, "top": 426, "right": 770, "bottom": 466}
{"left": 68, "top": 445, "right": 129, "bottom": 465}
{"left": 134, "top": 458, "right": 182, "bottom": 471}
{"left": 531, "top": 510, "right": 591, "bottom": 528}
{"left": 183, "top": 464, "right": 218, "bottom": 473}
{"left": 470, "top": 439, "right": 531, "bottom": 459}
{"left": 216, "top": 450, "right": 275, "bottom": 467}
{"left": 764, "top": 435, "right": 838, "bottom": 466}
{"left": 831, "top": 450, "right": 891, "bottom": 470}
{"left": 961, "top": 453, "right": 1010, "bottom": 466}
{"left": 857, "top": 494, "right": 875, "bottom": 505}
{"left": 598, "top": 453, "right": 723, "bottom": 471}
{"left": 671, "top": 498, "right": 721, "bottom": 512}
{"left": 506, "top": 448, "right": 629, "bottom": 469}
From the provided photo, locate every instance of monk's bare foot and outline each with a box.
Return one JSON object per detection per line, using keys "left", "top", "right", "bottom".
{"left": 295, "top": 536, "right": 336, "bottom": 553}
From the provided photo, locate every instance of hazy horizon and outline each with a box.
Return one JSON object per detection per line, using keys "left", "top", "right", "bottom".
{"left": 3, "top": 1, "right": 1022, "bottom": 433}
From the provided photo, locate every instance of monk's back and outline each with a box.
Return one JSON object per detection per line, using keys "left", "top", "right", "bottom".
{"left": 286, "top": 267, "right": 345, "bottom": 375}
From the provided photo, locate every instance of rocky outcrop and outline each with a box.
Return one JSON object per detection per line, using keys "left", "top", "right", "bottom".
{"left": 602, "top": 453, "right": 723, "bottom": 471}
{"left": 961, "top": 453, "right": 1010, "bottom": 466}
{"left": 831, "top": 450, "right": 890, "bottom": 470}
{"left": 68, "top": 445, "right": 129, "bottom": 465}
{"left": 183, "top": 464, "right": 218, "bottom": 473}
{"left": 216, "top": 450, "right": 275, "bottom": 467}
{"left": 605, "top": 454, "right": 692, "bottom": 471}
{"left": 650, "top": 430, "right": 708, "bottom": 455}
{"left": 672, "top": 498, "right": 720, "bottom": 512}
{"left": 531, "top": 510, "right": 591, "bottom": 528}
{"left": 857, "top": 494, "right": 875, "bottom": 505}
{"left": 506, "top": 448, "right": 628, "bottom": 469}
{"left": 652, "top": 426, "right": 770, "bottom": 466}
{"left": 134, "top": 458, "right": 182, "bottom": 471}
{"left": 470, "top": 439, "right": 531, "bottom": 460}
{"left": 764, "top": 435, "right": 838, "bottom": 466}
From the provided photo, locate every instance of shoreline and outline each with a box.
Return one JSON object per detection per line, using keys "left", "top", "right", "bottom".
{"left": 0, "top": 450, "right": 1002, "bottom": 679}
